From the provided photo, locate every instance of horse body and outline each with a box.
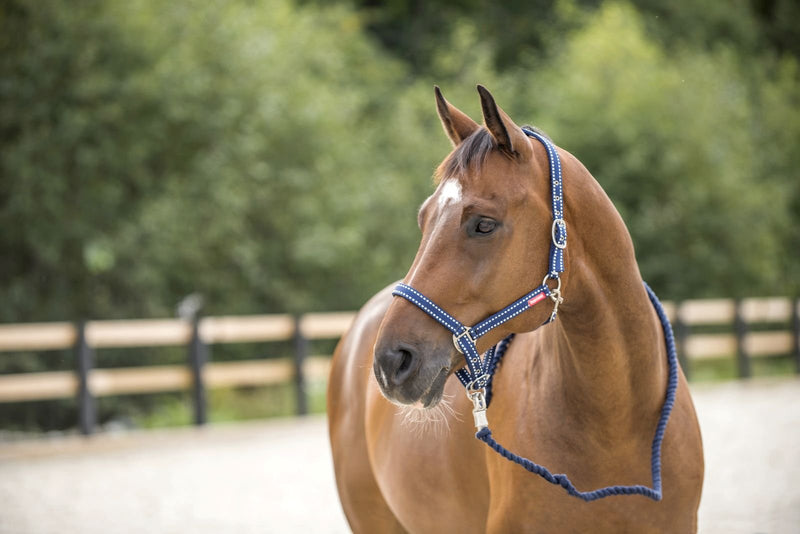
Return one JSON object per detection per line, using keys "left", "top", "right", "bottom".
{"left": 328, "top": 86, "right": 703, "bottom": 533}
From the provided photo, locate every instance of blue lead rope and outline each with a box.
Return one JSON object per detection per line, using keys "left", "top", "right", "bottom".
{"left": 475, "top": 282, "right": 678, "bottom": 502}
{"left": 391, "top": 127, "right": 678, "bottom": 501}
{"left": 393, "top": 280, "right": 677, "bottom": 502}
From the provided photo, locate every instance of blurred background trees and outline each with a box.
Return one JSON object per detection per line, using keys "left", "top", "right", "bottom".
{"left": 3, "top": 0, "right": 797, "bottom": 324}
{"left": 0, "top": 0, "right": 798, "bottom": 429}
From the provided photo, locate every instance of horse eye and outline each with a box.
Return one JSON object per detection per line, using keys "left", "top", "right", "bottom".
{"left": 474, "top": 218, "right": 497, "bottom": 235}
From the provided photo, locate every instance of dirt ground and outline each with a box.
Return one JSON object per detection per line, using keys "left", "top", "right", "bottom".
{"left": 0, "top": 377, "right": 798, "bottom": 534}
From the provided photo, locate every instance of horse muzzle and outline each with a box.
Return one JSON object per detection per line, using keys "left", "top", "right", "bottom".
{"left": 373, "top": 339, "right": 453, "bottom": 407}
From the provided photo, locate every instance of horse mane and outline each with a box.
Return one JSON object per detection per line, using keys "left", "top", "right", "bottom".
{"left": 434, "top": 125, "right": 551, "bottom": 184}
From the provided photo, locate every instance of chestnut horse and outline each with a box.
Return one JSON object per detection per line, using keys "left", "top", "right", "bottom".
{"left": 328, "top": 86, "right": 703, "bottom": 533}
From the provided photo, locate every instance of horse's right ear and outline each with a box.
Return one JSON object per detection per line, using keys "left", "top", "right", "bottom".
{"left": 435, "top": 86, "right": 479, "bottom": 147}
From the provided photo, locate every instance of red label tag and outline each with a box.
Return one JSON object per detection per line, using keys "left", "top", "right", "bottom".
{"left": 528, "top": 293, "right": 546, "bottom": 307}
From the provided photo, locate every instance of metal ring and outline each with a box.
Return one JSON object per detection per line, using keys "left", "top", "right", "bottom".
{"left": 542, "top": 274, "right": 564, "bottom": 306}
{"left": 551, "top": 218, "right": 567, "bottom": 249}
{"left": 464, "top": 375, "right": 488, "bottom": 394}
{"left": 542, "top": 273, "right": 562, "bottom": 293}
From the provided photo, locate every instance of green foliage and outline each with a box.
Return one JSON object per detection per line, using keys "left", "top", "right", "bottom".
{"left": 4, "top": 0, "right": 795, "bottom": 319}
{"left": 511, "top": 3, "right": 796, "bottom": 298}
{"left": 0, "top": 0, "right": 444, "bottom": 322}
{"left": 415, "top": 2, "right": 799, "bottom": 298}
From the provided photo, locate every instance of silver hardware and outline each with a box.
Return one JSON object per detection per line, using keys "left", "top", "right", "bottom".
{"left": 542, "top": 274, "right": 564, "bottom": 322}
{"left": 464, "top": 374, "right": 488, "bottom": 392}
{"left": 542, "top": 273, "right": 562, "bottom": 294}
{"left": 467, "top": 388, "right": 489, "bottom": 430}
{"left": 452, "top": 328, "right": 475, "bottom": 354}
{"left": 551, "top": 218, "right": 567, "bottom": 249}
{"left": 548, "top": 287, "right": 563, "bottom": 322}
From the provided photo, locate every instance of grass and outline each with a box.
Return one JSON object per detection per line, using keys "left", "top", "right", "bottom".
{"left": 688, "top": 354, "right": 797, "bottom": 382}
{"left": 129, "top": 380, "right": 328, "bottom": 429}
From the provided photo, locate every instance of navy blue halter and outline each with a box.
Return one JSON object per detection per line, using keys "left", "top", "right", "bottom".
{"left": 391, "top": 128, "right": 678, "bottom": 502}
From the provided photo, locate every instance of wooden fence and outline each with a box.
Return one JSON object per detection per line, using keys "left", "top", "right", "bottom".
{"left": 0, "top": 297, "right": 798, "bottom": 434}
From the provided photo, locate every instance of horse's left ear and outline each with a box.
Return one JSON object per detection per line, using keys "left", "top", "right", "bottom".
{"left": 477, "top": 85, "right": 532, "bottom": 160}
{"left": 435, "top": 86, "right": 480, "bottom": 147}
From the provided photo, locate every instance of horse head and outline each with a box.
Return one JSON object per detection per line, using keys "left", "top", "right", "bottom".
{"left": 373, "top": 86, "right": 564, "bottom": 407}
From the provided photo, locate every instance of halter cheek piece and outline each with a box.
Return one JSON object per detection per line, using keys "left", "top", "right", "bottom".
{"left": 391, "top": 128, "right": 679, "bottom": 502}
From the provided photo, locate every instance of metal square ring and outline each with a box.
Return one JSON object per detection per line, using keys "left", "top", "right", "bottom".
{"left": 452, "top": 328, "right": 475, "bottom": 354}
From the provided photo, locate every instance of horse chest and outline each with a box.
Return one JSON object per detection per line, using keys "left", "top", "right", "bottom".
{"left": 365, "top": 383, "right": 491, "bottom": 532}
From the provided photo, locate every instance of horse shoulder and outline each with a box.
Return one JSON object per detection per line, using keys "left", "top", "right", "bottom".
{"left": 482, "top": 335, "right": 703, "bottom": 533}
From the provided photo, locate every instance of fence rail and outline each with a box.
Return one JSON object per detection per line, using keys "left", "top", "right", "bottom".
{"left": 1, "top": 297, "right": 799, "bottom": 434}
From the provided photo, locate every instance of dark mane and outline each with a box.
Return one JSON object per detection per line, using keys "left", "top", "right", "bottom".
{"left": 435, "top": 125, "right": 550, "bottom": 183}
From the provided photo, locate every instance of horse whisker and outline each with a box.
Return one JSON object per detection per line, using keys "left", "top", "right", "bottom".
{"left": 396, "top": 393, "right": 461, "bottom": 437}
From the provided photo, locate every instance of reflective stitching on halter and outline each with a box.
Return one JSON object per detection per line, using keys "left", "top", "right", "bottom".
{"left": 393, "top": 284, "right": 485, "bottom": 377}
{"left": 395, "top": 284, "right": 462, "bottom": 334}
{"left": 525, "top": 130, "right": 566, "bottom": 277}
{"left": 472, "top": 286, "right": 549, "bottom": 337}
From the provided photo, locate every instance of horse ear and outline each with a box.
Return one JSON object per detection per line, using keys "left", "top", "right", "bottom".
{"left": 435, "top": 86, "right": 479, "bottom": 147}
{"left": 477, "top": 85, "right": 531, "bottom": 159}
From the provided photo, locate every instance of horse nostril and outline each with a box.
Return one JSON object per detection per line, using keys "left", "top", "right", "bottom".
{"left": 397, "top": 350, "right": 412, "bottom": 374}
{"left": 379, "top": 346, "right": 421, "bottom": 388}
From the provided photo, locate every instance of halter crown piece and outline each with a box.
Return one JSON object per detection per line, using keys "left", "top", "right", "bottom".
{"left": 392, "top": 128, "right": 679, "bottom": 502}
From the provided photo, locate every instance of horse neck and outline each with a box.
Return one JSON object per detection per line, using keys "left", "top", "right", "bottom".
{"left": 544, "top": 156, "right": 667, "bottom": 432}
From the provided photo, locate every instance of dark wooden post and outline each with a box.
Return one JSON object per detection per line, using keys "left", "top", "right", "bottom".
{"left": 673, "top": 302, "right": 690, "bottom": 380}
{"left": 75, "top": 321, "right": 96, "bottom": 435}
{"left": 293, "top": 315, "right": 308, "bottom": 416}
{"left": 188, "top": 317, "right": 208, "bottom": 426}
{"left": 734, "top": 300, "right": 751, "bottom": 378}
{"left": 792, "top": 297, "right": 800, "bottom": 374}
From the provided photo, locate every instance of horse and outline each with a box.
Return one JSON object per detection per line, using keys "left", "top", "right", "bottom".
{"left": 327, "top": 85, "right": 704, "bottom": 533}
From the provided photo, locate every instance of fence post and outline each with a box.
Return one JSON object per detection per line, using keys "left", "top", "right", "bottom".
{"left": 673, "top": 302, "right": 690, "bottom": 380}
{"left": 293, "top": 315, "right": 308, "bottom": 416}
{"left": 734, "top": 300, "right": 751, "bottom": 378}
{"left": 188, "top": 317, "right": 208, "bottom": 426}
{"left": 793, "top": 297, "right": 800, "bottom": 374}
{"left": 75, "top": 321, "right": 96, "bottom": 435}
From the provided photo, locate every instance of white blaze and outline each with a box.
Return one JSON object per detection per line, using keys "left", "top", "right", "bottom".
{"left": 437, "top": 179, "right": 462, "bottom": 208}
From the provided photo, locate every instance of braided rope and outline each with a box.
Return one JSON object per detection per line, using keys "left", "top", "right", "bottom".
{"left": 475, "top": 282, "right": 678, "bottom": 502}
{"left": 484, "top": 334, "right": 514, "bottom": 406}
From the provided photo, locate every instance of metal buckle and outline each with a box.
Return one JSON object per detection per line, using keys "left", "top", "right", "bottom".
{"left": 551, "top": 218, "right": 567, "bottom": 249}
{"left": 452, "top": 328, "right": 475, "bottom": 354}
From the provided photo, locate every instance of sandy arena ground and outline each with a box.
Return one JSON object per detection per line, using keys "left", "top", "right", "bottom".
{"left": 0, "top": 377, "right": 798, "bottom": 533}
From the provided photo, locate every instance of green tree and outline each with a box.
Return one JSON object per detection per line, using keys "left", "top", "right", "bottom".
{"left": 0, "top": 0, "right": 448, "bottom": 324}
{"left": 506, "top": 2, "right": 796, "bottom": 297}
{"left": 0, "top": 0, "right": 446, "bottom": 430}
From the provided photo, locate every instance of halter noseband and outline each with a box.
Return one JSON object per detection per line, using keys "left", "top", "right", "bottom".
{"left": 389, "top": 128, "right": 679, "bottom": 503}
{"left": 392, "top": 128, "right": 566, "bottom": 423}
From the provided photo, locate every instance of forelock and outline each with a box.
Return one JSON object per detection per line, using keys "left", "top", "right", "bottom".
{"left": 433, "top": 125, "right": 551, "bottom": 184}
